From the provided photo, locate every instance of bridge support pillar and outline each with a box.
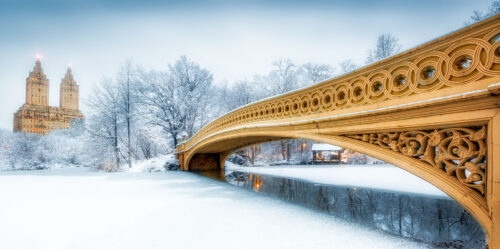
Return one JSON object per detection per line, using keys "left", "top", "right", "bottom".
{"left": 489, "top": 113, "right": 500, "bottom": 249}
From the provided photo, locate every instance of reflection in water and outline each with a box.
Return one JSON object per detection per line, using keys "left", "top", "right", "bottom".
{"left": 253, "top": 175, "right": 262, "bottom": 192}
{"left": 196, "top": 170, "right": 226, "bottom": 181}
{"left": 202, "top": 170, "right": 486, "bottom": 249}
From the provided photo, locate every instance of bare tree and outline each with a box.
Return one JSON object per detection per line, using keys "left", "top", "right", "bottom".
{"left": 466, "top": 1, "right": 500, "bottom": 25}
{"left": 267, "top": 58, "right": 299, "bottom": 95}
{"left": 490, "top": 0, "right": 500, "bottom": 14}
{"left": 339, "top": 59, "right": 358, "bottom": 74}
{"left": 366, "top": 33, "right": 401, "bottom": 64}
{"left": 136, "top": 132, "right": 155, "bottom": 159}
{"left": 87, "top": 78, "right": 122, "bottom": 169}
{"left": 301, "top": 62, "right": 335, "bottom": 86}
{"left": 117, "top": 60, "right": 138, "bottom": 168}
{"left": 224, "top": 79, "right": 255, "bottom": 110}
{"left": 469, "top": 10, "right": 485, "bottom": 24}
{"left": 263, "top": 59, "right": 300, "bottom": 161}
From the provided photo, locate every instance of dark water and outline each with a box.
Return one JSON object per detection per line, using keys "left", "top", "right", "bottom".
{"left": 197, "top": 170, "right": 487, "bottom": 249}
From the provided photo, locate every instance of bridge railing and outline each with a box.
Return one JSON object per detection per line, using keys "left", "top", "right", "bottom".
{"left": 177, "top": 14, "right": 500, "bottom": 152}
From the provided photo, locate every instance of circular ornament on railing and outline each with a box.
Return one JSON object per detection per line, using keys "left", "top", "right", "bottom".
{"left": 367, "top": 71, "right": 388, "bottom": 102}
{"left": 283, "top": 99, "right": 292, "bottom": 116}
{"left": 387, "top": 63, "right": 415, "bottom": 97}
{"left": 276, "top": 101, "right": 284, "bottom": 117}
{"left": 310, "top": 91, "right": 322, "bottom": 112}
{"left": 259, "top": 106, "right": 266, "bottom": 120}
{"left": 269, "top": 103, "right": 277, "bottom": 118}
{"left": 350, "top": 77, "right": 368, "bottom": 105}
{"left": 291, "top": 98, "right": 300, "bottom": 115}
{"left": 300, "top": 95, "right": 311, "bottom": 114}
{"left": 321, "top": 88, "right": 335, "bottom": 110}
{"left": 335, "top": 83, "right": 350, "bottom": 107}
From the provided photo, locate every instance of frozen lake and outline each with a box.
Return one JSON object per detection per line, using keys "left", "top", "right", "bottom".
{"left": 0, "top": 168, "right": 434, "bottom": 249}
{"left": 225, "top": 164, "right": 448, "bottom": 197}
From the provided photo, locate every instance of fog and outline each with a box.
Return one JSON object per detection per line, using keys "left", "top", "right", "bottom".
{"left": 0, "top": 0, "right": 489, "bottom": 129}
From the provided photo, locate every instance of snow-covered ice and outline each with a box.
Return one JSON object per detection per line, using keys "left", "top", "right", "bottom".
{"left": 226, "top": 163, "right": 448, "bottom": 197}
{"left": 0, "top": 168, "right": 433, "bottom": 249}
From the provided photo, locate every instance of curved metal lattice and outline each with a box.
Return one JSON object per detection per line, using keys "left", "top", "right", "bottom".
{"left": 346, "top": 126, "right": 487, "bottom": 195}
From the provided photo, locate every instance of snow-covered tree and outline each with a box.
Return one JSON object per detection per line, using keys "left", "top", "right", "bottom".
{"left": 87, "top": 77, "right": 123, "bottom": 168}
{"left": 301, "top": 62, "right": 335, "bottom": 86}
{"left": 339, "top": 59, "right": 358, "bottom": 74}
{"left": 218, "top": 79, "right": 257, "bottom": 111}
{"left": 366, "top": 33, "right": 401, "bottom": 64}
{"left": 170, "top": 56, "right": 213, "bottom": 138}
{"left": 116, "top": 60, "right": 139, "bottom": 168}
{"left": 466, "top": 1, "right": 500, "bottom": 25}
{"left": 266, "top": 58, "right": 299, "bottom": 95}
{"left": 138, "top": 56, "right": 213, "bottom": 147}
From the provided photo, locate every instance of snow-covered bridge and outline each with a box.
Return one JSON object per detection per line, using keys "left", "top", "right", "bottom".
{"left": 177, "top": 14, "right": 500, "bottom": 248}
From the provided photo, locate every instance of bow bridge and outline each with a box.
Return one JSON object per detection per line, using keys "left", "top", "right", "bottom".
{"left": 177, "top": 15, "right": 500, "bottom": 247}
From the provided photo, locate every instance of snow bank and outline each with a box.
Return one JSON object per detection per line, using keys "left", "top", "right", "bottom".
{"left": 0, "top": 168, "right": 432, "bottom": 249}
{"left": 127, "top": 154, "right": 178, "bottom": 172}
{"left": 226, "top": 164, "right": 448, "bottom": 197}
{"left": 311, "top": 143, "right": 342, "bottom": 151}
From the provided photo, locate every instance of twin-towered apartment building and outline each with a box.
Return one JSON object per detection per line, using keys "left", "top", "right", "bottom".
{"left": 13, "top": 58, "right": 84, "bottom": 134}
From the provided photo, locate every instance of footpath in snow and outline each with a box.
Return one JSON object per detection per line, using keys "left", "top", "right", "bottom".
{"left": 226, "top": 163, "right": 448, "bottom": 197}
{"left": 0, "top": 168, "right": 433, "bottom": 249}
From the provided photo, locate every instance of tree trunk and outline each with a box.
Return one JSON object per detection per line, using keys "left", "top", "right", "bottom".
{"left": 127, "top": 117, "right": 132, "bottom": 168}
{"left": 286, "top": 142, "right": 291, "bottom": 162}
{"left": 114, "top": 118, "right": 120, "bottom": 170}
{"left": 280, "top": 141, "right": 286, "bottom": 160}
{"left": 251, "top": 146, "right": 255, "bottom": 165}
{"left": 126, "top": 74, "right": 132, "bottom": 169}
{"left": 172, "top": 133, "right": 178, "bottom": 148}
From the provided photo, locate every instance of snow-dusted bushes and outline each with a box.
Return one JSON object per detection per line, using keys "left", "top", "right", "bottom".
{"left": 0, "top": 122, "right": 91, "bottom": 170}
{"left": 0, "top": 118, "right": 173, "bottom": 171}
{"left": 126, "top": 154, "right": 179, "bottom": 172}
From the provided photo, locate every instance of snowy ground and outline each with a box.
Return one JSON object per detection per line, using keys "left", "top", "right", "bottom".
{"left": 226, "top": 163, "right": 448, "bottom": 197}
{"left": 0, "top": 168, "right": 434, "bottom": 249}
{"left": 127, "top": 154, "right": 176, "bottom": 172}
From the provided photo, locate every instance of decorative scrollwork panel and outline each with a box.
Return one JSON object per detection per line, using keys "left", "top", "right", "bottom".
{"left": 345, "top": 126, "right": 487, "bottom": 196}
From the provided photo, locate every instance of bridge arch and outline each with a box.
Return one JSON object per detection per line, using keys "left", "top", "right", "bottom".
{"left": 179, "top": 129, "right": 491, "bottom": 241}
{"left": 177, "top": 15, "right": 500, "bottom": 248}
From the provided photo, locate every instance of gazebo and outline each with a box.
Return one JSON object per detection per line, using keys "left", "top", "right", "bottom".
{"left": 311, "top": 143, "right": 342, "bottom": 164}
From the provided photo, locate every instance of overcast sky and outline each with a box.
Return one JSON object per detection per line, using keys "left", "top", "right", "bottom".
{"left": 0, "top": 0, "right": 491, "bottom": 130}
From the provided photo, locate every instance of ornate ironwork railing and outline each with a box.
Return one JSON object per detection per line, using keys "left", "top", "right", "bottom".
{"left": 179, "top": 15, "right": 500, "bottom": 152}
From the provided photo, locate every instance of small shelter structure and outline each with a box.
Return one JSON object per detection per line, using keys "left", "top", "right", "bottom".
{"left": 311, "top": 143, "right": 342, "bottom": 164}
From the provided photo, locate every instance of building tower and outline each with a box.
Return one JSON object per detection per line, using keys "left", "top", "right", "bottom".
{"left": 59, "top": 66, "right": 79, "bottom": 110}
{"left": 13, "top": 57, "right": 84, "bottom": 134}
{"left": 26, "top": 57, "right": 49, "bottom": 106}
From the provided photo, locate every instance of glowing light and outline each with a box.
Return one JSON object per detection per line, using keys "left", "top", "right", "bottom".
{"left": 36, "top": 54, "right": 42, "bottom": 60}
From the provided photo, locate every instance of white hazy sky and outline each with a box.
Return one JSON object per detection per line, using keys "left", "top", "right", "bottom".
{"left": 0, "top": 0, "right": 491, "bottom": 130}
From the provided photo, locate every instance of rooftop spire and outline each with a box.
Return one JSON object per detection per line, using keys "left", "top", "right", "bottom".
{"left": 32, "top": 55, "right": 44, "bottom": 75}
{"left": 62, "top": 65, "right": 75, "bottom": 84}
